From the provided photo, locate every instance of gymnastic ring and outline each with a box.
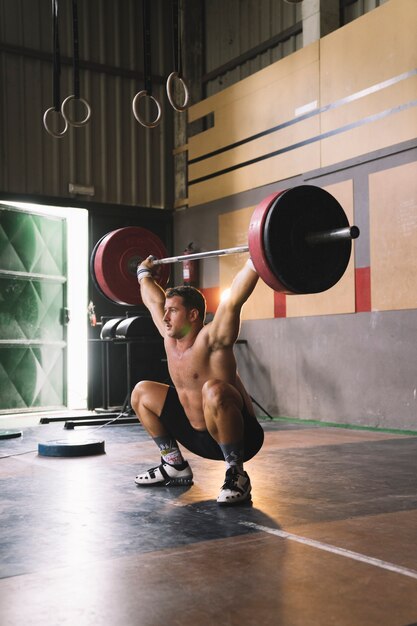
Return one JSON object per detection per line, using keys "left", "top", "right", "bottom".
{"left": 61, "top": 95, "right": 92, "bottom": 127}
{"left": 132, "top": 91, "right": 162, "bottom": 128}
{"left": 43, "top": 107, "right": 68, "bottom": 138}
{"left": 166, "top": 71, "right": 190, "bottom": 112}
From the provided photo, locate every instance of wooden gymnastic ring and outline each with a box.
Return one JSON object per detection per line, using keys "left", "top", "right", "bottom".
{"left": 61, "top": 95, "right": 92, "bottom": 127}
{"left": 132, "top": 91, "right": 162, "bottom": 128}
{"left": 43, "top": 107, "right": 68, "bottom": 138}
{"left": 166, "top": 72, "right": 190, "bottom": 112}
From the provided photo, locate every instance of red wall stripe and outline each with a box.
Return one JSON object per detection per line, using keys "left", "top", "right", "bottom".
{"left": 355, "top": 267, "right": 371, "bottom": 312}
{"left": 274, "top": 292, "right": 287, "bottom": 318}
{"left": 201, "top": 278, "right": 371, "bottom": 319}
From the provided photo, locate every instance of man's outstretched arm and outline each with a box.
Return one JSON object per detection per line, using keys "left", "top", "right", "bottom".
{"left": 137, "top": 256, "right": 166, "bottom": 336}
{"left": 207, "top": 259, "right": 259, "bottom": 349}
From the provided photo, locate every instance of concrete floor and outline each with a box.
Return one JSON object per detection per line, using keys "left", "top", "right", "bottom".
{"left": 1, "top": 416, "right": 417, "bottom": 626}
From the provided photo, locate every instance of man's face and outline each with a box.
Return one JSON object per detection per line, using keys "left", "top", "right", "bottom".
{"left": 163, "top": 295, "right": 194, "bottom": 339}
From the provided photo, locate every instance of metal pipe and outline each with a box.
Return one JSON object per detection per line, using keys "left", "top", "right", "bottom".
{"left": 305, "top": 225, "right": 360, "bottom": 246}
{"left": 152, "top": 245, "right": 250, "bottom": 265}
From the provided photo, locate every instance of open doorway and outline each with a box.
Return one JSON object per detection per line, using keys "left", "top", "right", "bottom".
{"left": 0, "top": 201, "right": 88, "bottom": 412}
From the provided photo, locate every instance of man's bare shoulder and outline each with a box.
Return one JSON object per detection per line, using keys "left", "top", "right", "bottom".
{"left": 194, "top": 323, "right": 211, "bottom": 347}
{"left": 203, "top": 319, "right": 234, "bottom": 352}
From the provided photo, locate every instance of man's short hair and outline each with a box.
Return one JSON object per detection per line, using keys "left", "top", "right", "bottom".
{"left": 165, "top": 286, "right": 206, "bottom": 321}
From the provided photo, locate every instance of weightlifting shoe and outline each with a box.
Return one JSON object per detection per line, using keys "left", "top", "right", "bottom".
{"left": 217, "top": 466, "right": 252, "bottom": 506}
{"left": 135, "top": 460, "right": 193, "bottom": 487}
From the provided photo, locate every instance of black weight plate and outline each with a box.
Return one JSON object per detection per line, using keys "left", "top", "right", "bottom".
{"left": 263, "top": 185, "right": 352, "bottom": 294}
{"left": 38, "top": 439, "right": 105, "bottom": 457}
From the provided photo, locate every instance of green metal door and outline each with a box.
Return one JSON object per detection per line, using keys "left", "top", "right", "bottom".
{"left": 0, "top": 206, "right": 67, "bottom": 413}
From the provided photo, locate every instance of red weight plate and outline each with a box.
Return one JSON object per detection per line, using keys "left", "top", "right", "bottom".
{"left": 93, "top": 227, "right": 170, "bottom": 306}
{"left": 248, "top": 190, "right": 292, "bottom": 293}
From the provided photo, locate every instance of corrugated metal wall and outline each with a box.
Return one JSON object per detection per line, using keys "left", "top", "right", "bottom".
{"left": 0, "top": 0, "right": 173, "bottom": 208}
{"left": 203, "top": 0, "right": 303, "bottom": 97}
{"left": 0, "top": 1, "right": 390, "bottom": 208}
{"left": 341, "top": 0, "right": 389, "bottom": 25}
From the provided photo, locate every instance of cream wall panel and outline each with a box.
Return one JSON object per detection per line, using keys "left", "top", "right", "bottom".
{"left": 321, "top": 106, "right": 417, "bottom": 169}
{"left": 320, "top": 0, "right": 417, "bottom": 167}
{"left": 320, "top": 0, "right": 417, "bottom": 105}
{"left": 321, "top": 76, "right": 417, "bottom": 134}
{"left": 189, "top": 47, "right": 319, "bottom": 161}
{"left": 189, "top": 115, "right": 320, "bottom": 182}
{"left": 188, "top": 0, "right": 416, "bottom": 213}
{"left": 188, "top": 42, "right": 320, "bottom": 206}
{"left": 189, "top": 143, "right": 320, "bottom": 206}
{"left": 286, "top": 181, "right": 356, "bottom": 318}
{"left": 369, "top": 161, "right": 417, "bottom": 311}
{"left": 189, "top": 43, "right": 319, "bottom": 124}
{"left": 219, "top": 206, "right": 274, "bottom": 320}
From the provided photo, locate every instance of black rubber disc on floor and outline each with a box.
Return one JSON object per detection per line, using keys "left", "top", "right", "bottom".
{"left": 38, "top": 439, "right": 105, "bottom": 457}
{"left": 0, "top": 429, "right": 23, "bottom": 440}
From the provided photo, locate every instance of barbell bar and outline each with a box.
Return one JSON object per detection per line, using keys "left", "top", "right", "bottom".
{"left": 152, "top": 245, "right": 250, "bottom": 265}
{"left": 91, "top": 185, "right": 360, "bottom": 306}
{"left": 152, "top": 226, "right": 359, "bottom": 266}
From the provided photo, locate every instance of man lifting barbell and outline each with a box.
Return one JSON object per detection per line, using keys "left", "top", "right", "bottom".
{"left": 91, "top": 185, "right": 359, "bottom": 504}
{"left": 131, "top": 256, "right": 264, "bottom": 506}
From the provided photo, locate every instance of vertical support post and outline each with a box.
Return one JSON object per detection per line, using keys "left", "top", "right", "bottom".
{"left": 302, "top": 0, "right": 340, "bottom": 46}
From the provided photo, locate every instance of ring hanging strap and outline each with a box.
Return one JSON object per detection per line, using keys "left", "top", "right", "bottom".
{"left": 43, "top": 0, "right": 67, "bottom": 137}
{"left": 132, "top": 0, "right": 162, "bottom": 128}
{"left": 52, "top": 0, "right": 61, "bottom": 112}
{"left": 166, "top": 0, "right": 189, "bottom": 112}
{"left": 143, "top": 0, "right": 152, "bottom": 96}
{"left": 61, "top": 0, "right": 91, "bottom": 127}
{"left": 172, "top": 0, "right": 181, "bottom": 76}
{"left": 71, "top": 0, "right": 80, "bottom": 100}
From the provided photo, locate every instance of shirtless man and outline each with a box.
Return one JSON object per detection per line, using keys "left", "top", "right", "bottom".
{"left": 131, "top": 257, "right": 264, "bottom": 505}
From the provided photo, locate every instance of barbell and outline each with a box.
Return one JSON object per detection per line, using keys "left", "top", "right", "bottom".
{"left": 91, "top": 185, "right": 359, "bottom": 306}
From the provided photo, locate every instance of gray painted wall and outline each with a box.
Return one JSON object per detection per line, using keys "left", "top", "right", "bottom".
{"left": 237, "top": 310, "right": 417, "bottom": 430}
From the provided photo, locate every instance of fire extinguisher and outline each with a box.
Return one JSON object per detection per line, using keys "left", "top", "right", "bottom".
{"left": 182, "top": 242, "right": 199, "bottom": 286}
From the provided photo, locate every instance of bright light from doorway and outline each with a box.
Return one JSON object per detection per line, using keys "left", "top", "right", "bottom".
{"left": 3, "top": 201, "right": 88, "bottom": 409}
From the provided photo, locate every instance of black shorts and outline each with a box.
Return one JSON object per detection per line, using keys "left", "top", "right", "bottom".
{"left": 158, "top": 386, "right": 264, "bottom": 462}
